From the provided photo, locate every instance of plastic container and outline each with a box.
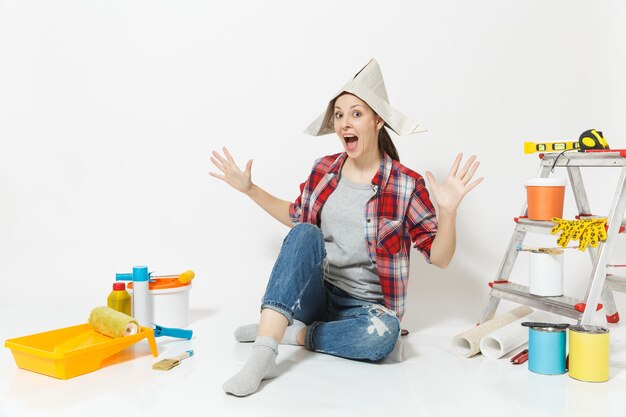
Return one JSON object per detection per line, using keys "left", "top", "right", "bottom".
{"left": 107, "top": 282, "right": 131, "bottom": 315}
{"left": 4, "top": 323, "right": 158, "bottom": 379}
{"left": 525, "top": 178, "right": 566, "bottom": 221}
{"left": 529, "top": 252, "right": 564, "bottom": 296}
{"left": 131, "top": 266, "right": 151, "bottom": 328}
{"left": 528, "top": 325, "right": 567, "bottom": 375}
{"left": 569, "top": 325, "right": 610, "bottom": 382}
{"left": 129, "top": 278, "right": 192, "bottom": 328}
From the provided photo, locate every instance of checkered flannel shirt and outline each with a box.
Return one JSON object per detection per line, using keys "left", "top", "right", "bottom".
{"left": 289, "top": 152, "right": 438, "bottom": 320}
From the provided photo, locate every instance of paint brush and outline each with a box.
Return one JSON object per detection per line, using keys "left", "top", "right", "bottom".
{"left": 516, "top": 245, "right": 566, "bottom": 255}
{"left": 152, "top": 350, "right": 194, "bottom": 371}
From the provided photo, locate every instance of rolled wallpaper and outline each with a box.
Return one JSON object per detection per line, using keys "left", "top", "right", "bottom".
{"left": 479, "top": 311, "right": 552, "bottom": 359}
{"left": 452, "top": 306, "right": 533, "bottom": 358}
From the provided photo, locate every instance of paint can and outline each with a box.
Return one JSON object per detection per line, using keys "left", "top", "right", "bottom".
{"left": 525, "top": 178, "right": 566, "bottom": 221}
{"left": 528, "top": 325, "right": 567, "bottom": 375}
{"left": 528, "top": 252, "right": 564, "bottom": 296}
{"left": 129, "top": 278, "right": 192, "bottom": 328}
{"left": 568, "top": 325, "right": 610, "bottom": 382}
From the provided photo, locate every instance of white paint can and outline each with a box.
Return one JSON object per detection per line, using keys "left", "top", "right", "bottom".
{"left": 130, "top": 278, "right": 192, "bottom": 328}
{"left": 529, "top": 252, "right": 564, "bottom": 296}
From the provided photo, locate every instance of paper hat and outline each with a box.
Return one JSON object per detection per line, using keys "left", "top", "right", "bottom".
{"left": 304, "top": 59, "right": 425, "bottom": 136}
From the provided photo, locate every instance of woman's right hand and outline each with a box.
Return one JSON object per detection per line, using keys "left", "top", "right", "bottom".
{"left": 209, "top": 147, "right": 254, "bottom": 194}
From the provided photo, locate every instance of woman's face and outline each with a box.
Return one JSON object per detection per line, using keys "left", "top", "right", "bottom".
{"left": 333, "top": 93, "right": 383, "bottom": 160}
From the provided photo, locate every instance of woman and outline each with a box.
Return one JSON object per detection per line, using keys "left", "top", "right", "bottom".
{"left": 210, "top": 59, "right": 482, "bottom": 397}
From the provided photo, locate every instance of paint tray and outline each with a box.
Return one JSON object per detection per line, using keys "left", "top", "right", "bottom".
{"left": 4, "top": 323, "right": 158, "bottom": 379}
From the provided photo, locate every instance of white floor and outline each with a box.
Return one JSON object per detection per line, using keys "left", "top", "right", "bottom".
{"left": 2, "top": 306, "right": 626, "bottom": 417}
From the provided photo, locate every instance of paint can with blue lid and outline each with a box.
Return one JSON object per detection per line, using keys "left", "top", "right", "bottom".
{"left": 523, "top": 322, "right": 568, "bottom": 375}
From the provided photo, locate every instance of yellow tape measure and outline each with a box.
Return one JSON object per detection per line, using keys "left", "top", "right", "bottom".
{"left": 579, "top": 129, "right": 609, "bottom": 150}
{"left": 524, "top": 141, "right": 580, "bottom": 154}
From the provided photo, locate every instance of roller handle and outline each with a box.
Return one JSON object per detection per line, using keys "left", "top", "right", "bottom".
{"left": 153, "top": 324, "right": 193, "bottom": 339}
{"left": 116, "top": 273, "right": 134, "bottom": 281}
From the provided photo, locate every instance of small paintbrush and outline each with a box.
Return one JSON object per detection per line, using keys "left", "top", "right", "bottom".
{"left": 516, "top": 245, "right": 565, "bottom": 255}
{"left": 152, "top": 350, "right": 194, "bottom": 371}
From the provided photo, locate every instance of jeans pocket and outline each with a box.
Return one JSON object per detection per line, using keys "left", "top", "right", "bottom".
{"left": 377, "top": 217, "right": 403, "bottom": 255}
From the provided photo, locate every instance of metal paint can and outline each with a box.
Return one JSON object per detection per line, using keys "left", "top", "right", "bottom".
{"left": 528, "top": 326, "right": 567, "bottom": 375}
{"left": 528, "top": 252, "right": 564, "bottom": 297}
{"left": 568, "top": 325, "right": 610, "bottom": 382}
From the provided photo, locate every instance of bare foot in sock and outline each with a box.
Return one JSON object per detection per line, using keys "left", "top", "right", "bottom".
{"left": 223, "top": 336, "right": 279, "bottom": 397}
{"left": 234, "top": 320, "right": 306, "bottom": 345}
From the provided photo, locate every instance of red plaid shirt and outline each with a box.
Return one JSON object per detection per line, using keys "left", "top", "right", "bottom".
{"left": 289, "top": 152, "right": 438, "bottom": 320}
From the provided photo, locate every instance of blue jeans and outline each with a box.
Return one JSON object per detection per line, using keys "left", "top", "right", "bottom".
{"left": 261, "top": 223, "right": 401, "bottom": 361}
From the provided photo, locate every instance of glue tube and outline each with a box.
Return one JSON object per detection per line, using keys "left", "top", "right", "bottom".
{"left": 132, "top": 265, "right": 151, "bottom": 328}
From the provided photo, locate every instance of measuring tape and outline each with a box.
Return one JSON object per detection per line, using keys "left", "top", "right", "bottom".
{"left": 524, "top": 141, "right": 580, "bottom": 154}
{"left": 579, "top": 129, "right": 609, "bottom": 150}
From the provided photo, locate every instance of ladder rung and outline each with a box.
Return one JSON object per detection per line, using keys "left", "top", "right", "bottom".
{"left": 489, "top": 282, "right": 583, "bottom": 320}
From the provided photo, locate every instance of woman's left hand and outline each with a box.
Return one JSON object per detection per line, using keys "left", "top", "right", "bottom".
{"left": 425, "top": 153, "right": 483, "bottom": 215}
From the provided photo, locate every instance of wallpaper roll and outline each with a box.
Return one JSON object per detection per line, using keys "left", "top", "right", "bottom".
{"left": 479, "top": 311, "right": 552, "bottom": 359}
{"left": 452, "top": 306, "right": 533, "bottom": 358}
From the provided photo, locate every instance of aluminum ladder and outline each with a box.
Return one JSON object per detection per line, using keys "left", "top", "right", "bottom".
{"left": 480, "top": 150, "right": 626, "bottom": 326}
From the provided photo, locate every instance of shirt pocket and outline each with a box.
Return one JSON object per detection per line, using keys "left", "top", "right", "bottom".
{"left": 377, "top": 217, "right": 404, "bottom": 255}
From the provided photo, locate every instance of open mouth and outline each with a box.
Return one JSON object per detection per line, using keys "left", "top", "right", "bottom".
{"left": 344, "top": 134, "right": 359, "bottom": 152}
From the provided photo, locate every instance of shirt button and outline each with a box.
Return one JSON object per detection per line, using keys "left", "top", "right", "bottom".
{"left": 367, "top": 218, "right": 371, "bottom": 223}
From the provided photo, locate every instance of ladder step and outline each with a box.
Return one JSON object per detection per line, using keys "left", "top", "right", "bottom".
{"left": 606, "top": 274, "right": 626, "bottom": 292}
{"left": 513, "top": 217, "right": 554, "bottom": 234}
{"left": 513, "top": 217, "right": 626, "bottom": 234}
{"left": 489, "top": 282, "right": 583, "bottom": 320}
{"left": 540, "top": 151, "right": 626, "bottom": 167}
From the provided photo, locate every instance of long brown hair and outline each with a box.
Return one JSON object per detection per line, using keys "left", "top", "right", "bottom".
{"left": 378, "top": 126, "right": 399, "bottom": 162}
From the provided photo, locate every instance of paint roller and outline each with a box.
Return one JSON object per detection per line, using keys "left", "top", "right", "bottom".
{"left": 88, "top": 307, "right": 193, "bottom": 340}
{"left": 150, "top": 270, "right": 195, "bottom": 284}
{"left": 88, "top": 306, "right": 139, "bottom": 338}
{"left": 117, "top": 269, "right": 195, "bottom": 285}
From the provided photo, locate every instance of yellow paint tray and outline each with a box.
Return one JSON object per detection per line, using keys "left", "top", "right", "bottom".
{"left": 4, "top": 323, "right": 158, "bottom": 379}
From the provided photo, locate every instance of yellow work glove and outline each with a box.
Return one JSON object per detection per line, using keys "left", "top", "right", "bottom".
{"left": 584, "top": 218, "right": 607, "bottom": 249}
{"left": 550, "top": 217, "right": 608, "bottom": 251}
{"left": 551, "top": 218, "right": 576, "bottom": 248}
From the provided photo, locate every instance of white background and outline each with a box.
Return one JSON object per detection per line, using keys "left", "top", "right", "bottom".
{"left": 1, "top": 0, "right": 626, "bottom": 331}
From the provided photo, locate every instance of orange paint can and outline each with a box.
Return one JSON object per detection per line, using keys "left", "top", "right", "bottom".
{"left": 525, "top": 178, "right": 566, "bottom": 221}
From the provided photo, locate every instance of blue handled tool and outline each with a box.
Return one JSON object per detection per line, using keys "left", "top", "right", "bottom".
{"left": 153, "top": 324, "right": 193, "bottom": 339}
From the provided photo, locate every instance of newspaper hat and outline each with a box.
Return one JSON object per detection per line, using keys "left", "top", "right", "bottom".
{"left": 304, "top": 59, "right": 425, "bottom": 136}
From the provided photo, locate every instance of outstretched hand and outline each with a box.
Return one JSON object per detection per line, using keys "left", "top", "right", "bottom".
{"left": 425, "top": 153, "right": 483, "bottom": 215}
{"left": 209, "top": 147, "right": 254, "bottom": 194}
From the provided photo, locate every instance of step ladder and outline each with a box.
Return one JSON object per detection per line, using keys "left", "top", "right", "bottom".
{"left": 480, "top": 150, "right": 626, "bottom": 326}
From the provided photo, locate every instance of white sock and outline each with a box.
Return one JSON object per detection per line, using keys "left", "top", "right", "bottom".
{"left": 234, "top": 320, "right": 306, "bottom": 345}
{"left": 223, "top": 336, "right": 279, "bottom": 397}
{"left": 389, "top": 336, "right": 405, "bottom": 362}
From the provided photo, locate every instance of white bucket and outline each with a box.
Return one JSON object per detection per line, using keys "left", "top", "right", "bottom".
{"left": 130, "top": 283, "right": 192, "bottom": 328}
{"left": 529, "top": 252, "right": 563, "bottom": 296}
{"left": 149, "top": 284, "right": 192, "bottom": 328}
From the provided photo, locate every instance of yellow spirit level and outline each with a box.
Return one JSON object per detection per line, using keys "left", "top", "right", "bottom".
{"left": 524, "top": 141, "right": 580, "bottom": 154}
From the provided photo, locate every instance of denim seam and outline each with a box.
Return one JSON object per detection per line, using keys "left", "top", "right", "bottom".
{"left": 305, "top": 320, "right": 323, "bottom": 351}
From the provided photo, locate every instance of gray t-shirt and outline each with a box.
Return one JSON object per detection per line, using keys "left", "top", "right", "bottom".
{"left": 320, "top": 175, "right": 383, "bottom": 303}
